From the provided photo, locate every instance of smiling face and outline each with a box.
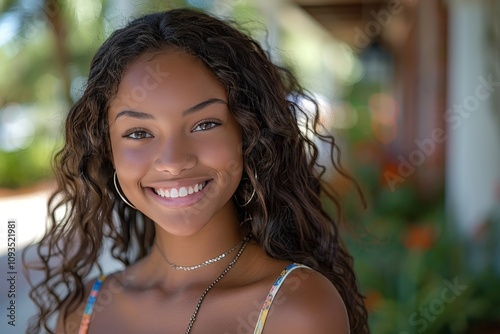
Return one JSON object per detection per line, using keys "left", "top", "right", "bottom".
{"left": 108, "top": 50, "right": 243, "bottom": 237}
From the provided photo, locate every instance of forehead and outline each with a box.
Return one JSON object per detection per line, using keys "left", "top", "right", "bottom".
{"left": 110, "top": 50, "right": 226, "bottom": 111}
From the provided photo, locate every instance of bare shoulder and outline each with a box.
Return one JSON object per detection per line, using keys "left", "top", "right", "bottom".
{"left": 263, "top": 266, "right": 350, "bottom": 334}
{"left": 55, "top": 277, "right": 98, "bottom": 334}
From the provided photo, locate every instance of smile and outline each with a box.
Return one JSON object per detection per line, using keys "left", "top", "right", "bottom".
{"left": 153, "top": 181, "right": 208, "bottom": 198}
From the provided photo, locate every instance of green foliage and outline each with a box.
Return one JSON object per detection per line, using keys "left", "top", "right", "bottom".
{"left": 334, "top": 73, "right": 500, "bottom": 333}
{"left": 341, "top": 180, "right": 500, "bottom": 333}
{"left": 0, "top": 135, "right": 59, "bottom": 188}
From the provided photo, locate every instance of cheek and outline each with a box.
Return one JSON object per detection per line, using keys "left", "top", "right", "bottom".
{"left": 204, "top": 141, "right": 242, "bottom": 172}
{"left": 111, "top": 141, "right": 155, "bottom": 175}
{"left": 201, "top": 135, "right": 243, "bottom": 188}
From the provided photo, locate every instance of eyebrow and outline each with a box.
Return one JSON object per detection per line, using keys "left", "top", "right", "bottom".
{"left": 114, "top": 110, "right": 154, "bottom": 121}
{"left": 182, "top": 98, "right": 227, "bottom": 117}
{"left": 114, "top": 98, "right": 227, "bottom": 121}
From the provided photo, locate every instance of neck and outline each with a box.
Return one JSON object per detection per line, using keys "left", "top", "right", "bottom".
{"left": 155, "top": 201, "right": 242, "bottom": 261}
{"left": 137, "top": 207, "right": 246, "bottom": 288}
{"left": 155, "top": 233, "right": 247, "bottom": 270}
{"left": 154, "top": 222, "right": 244, "bottom": 266}
{"left": 144, "top": 237, "right": 247, "bottom": 292}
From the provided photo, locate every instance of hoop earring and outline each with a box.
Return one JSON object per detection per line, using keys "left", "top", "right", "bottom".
{"left": 113, "top": 171, "right": 136, "bottom": 209}
{"left": 235, "top": 171, "right": 257, "bottom": 207}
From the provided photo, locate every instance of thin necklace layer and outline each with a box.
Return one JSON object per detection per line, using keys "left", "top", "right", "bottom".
{"left": 155, "top": 237, "right": 246, "bottom": 271}
{"left": 185, "top": 235, "right": 251, "bottom": 334}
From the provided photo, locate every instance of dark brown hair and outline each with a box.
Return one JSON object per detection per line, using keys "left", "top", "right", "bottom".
{"left": 24, "top": 8, "right": 368, "bottom": 333}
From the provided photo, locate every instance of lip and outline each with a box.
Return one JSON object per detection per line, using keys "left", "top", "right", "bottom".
{"left": 146, "top": 179, "right": 212, "bottom": 208}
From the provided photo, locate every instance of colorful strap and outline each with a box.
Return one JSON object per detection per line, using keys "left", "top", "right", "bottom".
{"left": 78, "top": 275, "right": 106, "bottom": 334}
{"left": 253, "top": 263, "right": 311, "bottom": 334}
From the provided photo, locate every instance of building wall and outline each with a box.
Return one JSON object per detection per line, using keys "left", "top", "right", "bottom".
{"left": 446, "top": 0, "right": 500, "bottom": 234}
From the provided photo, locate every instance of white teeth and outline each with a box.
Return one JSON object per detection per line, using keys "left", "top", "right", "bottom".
{"left": 154, "top": 181, "right": 206, "bottom": 198}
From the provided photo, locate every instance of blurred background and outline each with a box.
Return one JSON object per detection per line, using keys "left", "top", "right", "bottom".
{"left": 0, "top": 0, "right": 499, "bottom": 333}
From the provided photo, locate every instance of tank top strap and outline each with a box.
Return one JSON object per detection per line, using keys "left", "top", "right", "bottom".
{"left": 253, "top": 263, "right": 311, "bottom": 334}
{"left": 78, "top": 275, "right": 106, "bottom": 334}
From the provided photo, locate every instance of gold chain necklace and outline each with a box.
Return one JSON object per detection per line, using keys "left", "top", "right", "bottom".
{"left": 184, "top": 235, "right": 251, "bottom": 334}
{"left": 155, "top": 237, "right": 246, "bottom": 271}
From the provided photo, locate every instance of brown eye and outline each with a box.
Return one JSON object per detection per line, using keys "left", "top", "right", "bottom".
{"left": 193, "top": 121, "right": 220, "bottom": 132}
{"left": 123, "top": 129, "right": 153, "bottom": 139}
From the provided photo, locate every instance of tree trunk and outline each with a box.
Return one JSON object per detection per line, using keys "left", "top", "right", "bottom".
{"left": 43, "top": 0, "right": 72, "bottom": 106}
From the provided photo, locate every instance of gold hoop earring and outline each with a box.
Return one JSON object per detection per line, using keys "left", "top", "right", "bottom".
{"left": 113, "top": 171, "right": 136, "bottom": 209}
{"left": 235, "top": 171, "right": 257, "bottom": 207}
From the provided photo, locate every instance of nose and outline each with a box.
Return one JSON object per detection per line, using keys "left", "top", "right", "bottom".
{"left": 153, "top": 138, "right": 196, "bottom": 175}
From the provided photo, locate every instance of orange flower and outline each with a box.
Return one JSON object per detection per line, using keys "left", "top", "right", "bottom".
{"left": 364, "top": 289, "right": 383, "bottom": 312}
{"left": 402, "top": 224, "right": 435, "bottom": 251}
{"left": 381, "top": 160, "right": 400, "bottom": 188}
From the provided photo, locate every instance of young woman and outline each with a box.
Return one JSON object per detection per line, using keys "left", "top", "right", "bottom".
{"left": 25, "top": 8, "right": 369, "bottom": 334}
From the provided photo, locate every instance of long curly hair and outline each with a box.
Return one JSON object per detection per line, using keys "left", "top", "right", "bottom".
{"left": 24, "top": 8, "right": 368, "bottom": 333}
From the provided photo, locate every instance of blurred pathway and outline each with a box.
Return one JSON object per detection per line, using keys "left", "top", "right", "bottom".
{"left": 0, "top": 183, "right": 53, "bottom": 334}
{"left": 0, "top": 182, "right": 52, "bottom": 253}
